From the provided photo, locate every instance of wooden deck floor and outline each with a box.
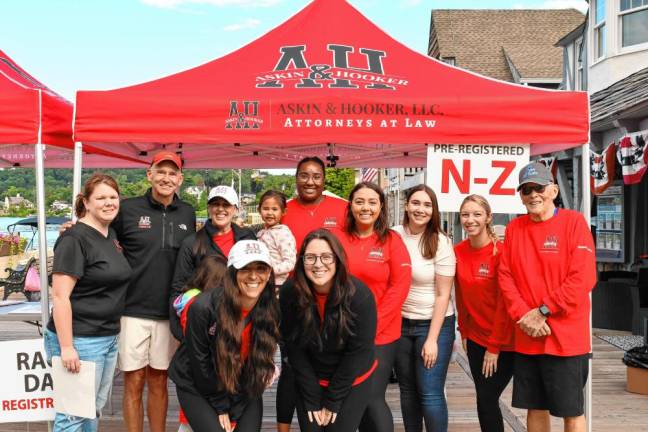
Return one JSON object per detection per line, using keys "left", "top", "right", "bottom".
{"left": 0, "top": 318, "right": 644, "bottom": 431}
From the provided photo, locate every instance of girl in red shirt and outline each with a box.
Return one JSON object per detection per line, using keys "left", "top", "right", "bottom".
{"left": 454, "top": 194, "right": 515, "bottom": 432}
{"left": 335, "top": 181, "right": 412, "bottom": 432}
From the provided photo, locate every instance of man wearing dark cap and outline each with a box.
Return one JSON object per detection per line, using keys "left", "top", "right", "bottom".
{"left": 498, "top": 161, "right": 596, "bottom": 432}
{"left": 113, "top": 151, "right": 196, "bottom": 432}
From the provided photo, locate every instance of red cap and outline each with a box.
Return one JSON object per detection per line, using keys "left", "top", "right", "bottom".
{"left": 151, "top": 151, "right": 182, "bottom": 169}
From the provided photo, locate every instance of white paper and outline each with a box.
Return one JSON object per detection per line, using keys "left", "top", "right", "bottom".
{"left": 51, "top": 356, "right": 96, "bottom": 419}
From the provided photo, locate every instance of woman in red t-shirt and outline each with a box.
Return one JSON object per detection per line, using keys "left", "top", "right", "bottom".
{"left": 454, "top": 194, "right": 515, "bottom": 432}
{"left": 335, "top": 181, "right": 412, "bottom": 432}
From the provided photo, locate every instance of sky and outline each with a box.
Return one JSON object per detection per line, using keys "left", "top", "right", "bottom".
{"left": 1, "top": 0, "right": 588, "bottom": 100}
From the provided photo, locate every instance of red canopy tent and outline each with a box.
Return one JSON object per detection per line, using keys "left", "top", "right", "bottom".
{"left": 0, "top": 49, "right": 147, "bottom": 168}
{"left": 74, "top": 0, "right": 589, "bottom": 168}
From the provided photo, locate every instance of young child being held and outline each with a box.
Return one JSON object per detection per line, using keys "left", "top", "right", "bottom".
{"left": 256, "top": 190, "right": 296, "bottom": 286}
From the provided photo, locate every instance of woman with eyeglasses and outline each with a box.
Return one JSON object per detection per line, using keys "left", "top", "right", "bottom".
{"left": 169, "top": 240, "right": 280, "bottom": 432}
{"left": 280, "top": 229, "right": 377, "bottom": 432}
{"left": 170, "top": 185, "right": 256, "bottom": 340}
{"left": 392, "top": 184, "right": 456, "bottom": 432}
{"left": 277, "top": 156, "right": 347, "bottom": 432}
{"left": 335, "top": 181, "right": 412, "bottom": 432}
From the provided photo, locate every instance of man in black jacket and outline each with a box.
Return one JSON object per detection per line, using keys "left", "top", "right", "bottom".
{"left": 112, "top": 151, "right": 196, "bottom": 432}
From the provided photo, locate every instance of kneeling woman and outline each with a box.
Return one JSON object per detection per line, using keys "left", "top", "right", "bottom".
{"left": 280, "top": 229, "right": 377, "bottom": 431}
{"left": 169, "top": 240, "right": 280, "bottom": 432}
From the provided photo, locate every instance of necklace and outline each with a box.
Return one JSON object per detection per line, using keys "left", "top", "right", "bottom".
{"left": 300, "top": 197, "right": 324, "bottom": 217}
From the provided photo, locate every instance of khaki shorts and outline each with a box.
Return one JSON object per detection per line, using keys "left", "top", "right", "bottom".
{"left": 118, "top": 316, "right": 179, "bottom": 371}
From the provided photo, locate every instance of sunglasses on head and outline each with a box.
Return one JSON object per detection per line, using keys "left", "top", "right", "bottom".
{"left": 520, "top": 184, "right": 548, "bottom": 195}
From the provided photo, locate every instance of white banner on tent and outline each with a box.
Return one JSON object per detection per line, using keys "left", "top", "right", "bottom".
{"left": 0, "top": 338, "right": 55, "bottom": 423}
{"left": 426, "top": 144, "right": 530, "bottom": 214}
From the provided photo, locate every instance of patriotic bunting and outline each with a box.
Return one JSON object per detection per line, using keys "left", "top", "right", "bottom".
{"left": 361, "top": 167, "right": 378, "bottom": 183}
{"left": 590, "top": 142, "right": 616, "bottom": 195}
{"left": 616, "top": 131, "right": 648, "bottom": 185}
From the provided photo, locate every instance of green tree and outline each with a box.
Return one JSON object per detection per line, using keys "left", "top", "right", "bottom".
{"left": 325, "top": 168, "right": 355, "bottom": 199}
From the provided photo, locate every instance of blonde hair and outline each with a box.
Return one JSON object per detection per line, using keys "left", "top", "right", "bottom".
{"left": 459, "top": 194, "right": 499, "bottom": 256}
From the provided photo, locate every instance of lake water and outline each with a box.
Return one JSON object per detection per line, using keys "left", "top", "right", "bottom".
{"left": 0, "top": 217, "right": 60, "bottom": 250}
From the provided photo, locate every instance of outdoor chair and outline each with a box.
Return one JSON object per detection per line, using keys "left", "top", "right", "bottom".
{"left": 0, "top": 257, "right": 37, "bottom": 301}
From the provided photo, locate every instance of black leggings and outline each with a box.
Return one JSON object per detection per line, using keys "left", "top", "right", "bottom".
{"left": 177, "top": 388, "right": 262, "bottom": 432}
{"left": 466, "top": 339, "right": 514, "bottom": 432}
{"left": 295, "top": 374, "right": 373, "bottom": 432}
{"left": 276, "top": 351, "right": 297, "bottom": 424}
{"left": 358, "top": 341, "right": 398, "bottom": 432}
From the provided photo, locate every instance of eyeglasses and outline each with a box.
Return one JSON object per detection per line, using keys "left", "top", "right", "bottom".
{"left": 520, "top": 184, "right": 548, "bottom": 195}
{"left": 303, "top": 253, "right": 335, "bottom": 266}
{"left": 297, "top": 172, "right": 324, "bottom": 183}
{"left": 238, "top": 264, "right": 271, "bottom": 276}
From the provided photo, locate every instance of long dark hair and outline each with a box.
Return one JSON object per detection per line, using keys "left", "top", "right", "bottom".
{"left": 183, "top": 255, "right": 227, "bottom": 293}
{"left": 402, "top": 184, "right": 443, "bottom": 260}
{"left": 291, "top": 229, "right": 356, "bottom": 350}
{"left": 345, "top": 181, "right": 389, "bottom": 244}
{"left": 214, "top": 265, "right": 279, "bottom": 396}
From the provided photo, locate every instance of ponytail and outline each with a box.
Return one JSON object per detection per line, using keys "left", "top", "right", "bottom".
{"left": 74, "top": 193, "right": 86, "bottom": 218}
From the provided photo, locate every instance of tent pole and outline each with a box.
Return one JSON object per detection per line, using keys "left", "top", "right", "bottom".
{"left": 580, "top": 142, "right": 592, "bottom": 432}
{"left": 35, "top": 91, "right": 50, "bottom": 328}
{"left": 72, "top": 142, "right": 83, "bottom": 222}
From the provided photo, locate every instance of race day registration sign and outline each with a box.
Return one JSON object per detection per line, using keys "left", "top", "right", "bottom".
{"left": 0, "top": 338, "right": 55, "bottom": 422}
{"left": 427, "top": 144, "right": 530, "bottom": 214}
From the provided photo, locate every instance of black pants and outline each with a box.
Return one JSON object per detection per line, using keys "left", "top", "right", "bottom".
{"left": 466, "top": 339, "right": 514, "bottom": 432}
{"left": 295, "top": 374, "right": 373, "bottom": 432}
{"left": 358, "top": 341, "right": 398, "bottom": 432}
{"left": 177, "top": 388, "right": 262, "bottom": 432}
{"left": 276, "top": 352, "right": 297, "bottom": 424}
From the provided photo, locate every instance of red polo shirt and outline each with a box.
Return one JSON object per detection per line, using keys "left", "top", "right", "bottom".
{"left": 282, "top": 196, "right": 347, "bottom": 252}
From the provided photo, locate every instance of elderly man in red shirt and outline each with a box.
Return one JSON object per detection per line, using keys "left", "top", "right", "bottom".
{"left": 498, "top": 161, "right": 596, "bottom": 432}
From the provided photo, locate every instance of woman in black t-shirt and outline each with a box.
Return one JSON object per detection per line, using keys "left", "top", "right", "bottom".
{"left": 280, "top": 229, "right": 377, "bottom": 432}
{"left": 169, "top": 240, "right": 280, "bottom": 432}
{"left": 44, "top": 174, "right": 132, "bottom": 430}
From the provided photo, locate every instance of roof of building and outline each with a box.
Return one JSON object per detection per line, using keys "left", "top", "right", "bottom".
{"left": 429, "top": 9, "right": 585, "bottom": 82}
{"left": 591, "top": 66, "right": 648, "bottom": 130}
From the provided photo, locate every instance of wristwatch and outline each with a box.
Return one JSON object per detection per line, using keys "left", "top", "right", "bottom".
{"left": 538, "top": 304, "right": 552, "bottom": 318}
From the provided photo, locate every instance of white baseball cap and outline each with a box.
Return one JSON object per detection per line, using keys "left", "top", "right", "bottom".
{"left": 208, "top": 185, "right": 239, "bottom": 207}
{"left": 228, "top": 240, "right": 272, "bottom": 269}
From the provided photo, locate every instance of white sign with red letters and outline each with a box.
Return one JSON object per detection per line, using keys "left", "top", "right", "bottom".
{"left": 427, "top": 144, "right": 530, "bottom": 214}
{"left": 0, "top": 338, "right": 55, "bottom": 422}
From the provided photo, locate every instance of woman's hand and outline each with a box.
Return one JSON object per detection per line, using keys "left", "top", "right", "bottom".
{"left": 218, "top": 413, "right": 233, "bottom": 432}
{"left": 308, "top": 408, "right": 337, "bottom": 426}
{"left": 421, "top": 338, "right": 438, "bottom": 369}
{"left": 61, "top": 346, "right": 80, "bottom": 373}
{"left": 482, "top": 351, "right": 499, "bottom": 378}
{"left": 462, "top": 338, "right": 467, "bottom": 354}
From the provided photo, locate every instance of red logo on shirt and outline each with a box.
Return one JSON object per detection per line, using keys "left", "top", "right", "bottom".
{"left": 138, "top": 216, "right": 151, "bottom": 229}
{"left": 113, "top": 239, "right": 123, "bottom": 253}
{"left": 542, "top": 235, "right": 559, "bottom": 252}
{"left": 477, "top": 263, "right": 491, "bottom": 277}
{"left": 323, "top": 217, "right": 338, "bottom": 228}
{"left": 367, "top": 247, "right": 384, "bottom": 262}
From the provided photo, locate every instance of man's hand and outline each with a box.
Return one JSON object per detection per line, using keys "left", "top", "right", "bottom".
{"left": 58, "top": 221, "right": 75, "bottom": 234}
{"left": 517, "top": 308, "right": 551, "bottom": 338}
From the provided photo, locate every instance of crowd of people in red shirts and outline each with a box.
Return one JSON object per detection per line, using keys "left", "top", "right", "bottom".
{"left": 44, "top": 153, "right": 596, "bottom": 432}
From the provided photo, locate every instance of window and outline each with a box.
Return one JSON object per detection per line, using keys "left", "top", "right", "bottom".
{"left": 441, "top": 57, "right": 456, "bottom": 66}
{"left": 620, "top": 0, "right": 648, "bottom": 47}
{"left": 594, "top": 0, "right": 606, "bottom": 59}
{"left": 576, "top": 40, "right": 584, "bottom": 90}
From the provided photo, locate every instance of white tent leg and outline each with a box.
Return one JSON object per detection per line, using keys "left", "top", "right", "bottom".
{"left": 72, "top": 142, "right": 83, "bottom": 221}
{"left": 35, "top": 142, "right": 50, "bottom": 326}
{"left": 581, "top": 142, "right": 592, "bottom": 432}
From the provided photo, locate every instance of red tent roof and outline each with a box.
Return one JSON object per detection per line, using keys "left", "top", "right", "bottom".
{"left": 0, "top": 49, "right": 146, "bottom": 167}
{"left": 74, "top": 0, "right": 589, "bottom": 167}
